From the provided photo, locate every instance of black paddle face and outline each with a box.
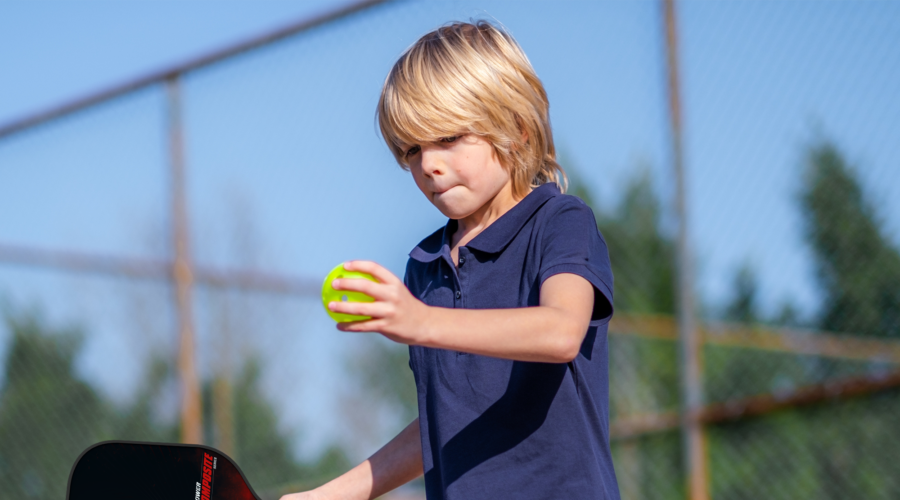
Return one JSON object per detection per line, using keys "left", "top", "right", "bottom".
{"left": 67, "top": 441, "right": 260, "bottom": 500}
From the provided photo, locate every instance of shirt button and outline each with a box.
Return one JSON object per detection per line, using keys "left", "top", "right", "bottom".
{"left": 455, "top": 291, "right": 461, "bottom": 300}
{"left": 459, "top": 256, "right": 465, "bottom": 265}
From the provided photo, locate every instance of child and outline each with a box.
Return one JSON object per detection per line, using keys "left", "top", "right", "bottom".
{"left": 283, "top": 21, "right": 618, "bottom": 500}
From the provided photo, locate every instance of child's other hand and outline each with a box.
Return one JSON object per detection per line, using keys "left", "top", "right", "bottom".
{"left": 328, "top": 260, "right": 429, "bottom": 344}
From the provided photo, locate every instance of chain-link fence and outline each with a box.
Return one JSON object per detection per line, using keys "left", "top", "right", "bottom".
{"left": 0, "top": 1, "right": 897, "bottom": 499}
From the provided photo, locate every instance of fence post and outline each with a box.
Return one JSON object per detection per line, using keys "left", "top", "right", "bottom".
{"left": 662, "top": 0, "right": 709, "bottom": 498}
{"left": 167, "top": 76, "right": 203, "bottom": 444}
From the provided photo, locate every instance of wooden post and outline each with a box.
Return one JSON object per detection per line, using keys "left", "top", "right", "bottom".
{"left": 167, "top": 76, "right": 203, "bottom": 444}
{"left": 662, "top": 0, "right": 709, "bottom": 498}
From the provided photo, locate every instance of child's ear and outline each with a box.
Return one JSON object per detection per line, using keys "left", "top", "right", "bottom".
{"left": 516, "top": 115, "right": 529, "bottom": 144}
{"left": 509, "top": 130, "right": 527, "bottom": 153}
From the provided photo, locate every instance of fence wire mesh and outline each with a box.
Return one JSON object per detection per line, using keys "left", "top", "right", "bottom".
{"left": 0, "top": 1, "right": 898, "bottom": 499}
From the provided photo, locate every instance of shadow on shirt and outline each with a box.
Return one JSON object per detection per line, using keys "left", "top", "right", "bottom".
{"left": 423, "top": 329, "right": 594, "bottom": 491}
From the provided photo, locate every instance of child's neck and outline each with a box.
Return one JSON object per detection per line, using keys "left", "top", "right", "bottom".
{"left": 450, "top": 184, "right": 530, "bottom": 265}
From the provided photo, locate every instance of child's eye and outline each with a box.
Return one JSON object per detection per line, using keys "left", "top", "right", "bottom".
{"left": 439, "top": 136, "right": 459, "bottom": 143}
{"left": 405, "top": 145, "right": 421, "bottom": 158}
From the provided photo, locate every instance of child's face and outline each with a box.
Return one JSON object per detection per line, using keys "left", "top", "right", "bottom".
{"left": 404, "top": 134, "right": 513, "bottom": 220}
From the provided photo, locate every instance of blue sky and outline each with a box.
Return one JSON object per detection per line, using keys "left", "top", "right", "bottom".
{"left": 1, "top": 0, "right": 898, "bottom": 459}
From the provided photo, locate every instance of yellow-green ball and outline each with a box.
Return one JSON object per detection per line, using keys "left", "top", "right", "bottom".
{"left": 321, "top": 263, "right": 377, "bottom": 323}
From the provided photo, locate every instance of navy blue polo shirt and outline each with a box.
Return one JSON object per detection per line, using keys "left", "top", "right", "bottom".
{"left": 404, "top": 183, "right": 620, "bottom": 499}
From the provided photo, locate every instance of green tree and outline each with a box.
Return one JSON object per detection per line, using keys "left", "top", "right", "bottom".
{"left": 340, "top": 335, "right": 418, "bottom": 463}
{"left": 0, "top": 303, "right": 350, "bottom": 499}
{"left": 115, "top": 355, "right": 179, "bottom": 443}
{"left": 707, "top": 264, "right": 768, "bottom": 402}
{"left": 348, "top": 337, "right": 418, "bottom": 423}
{"left": 570, "top": 165, "right": 684, "bottom": 500}
{"left": 711, "top": 140, "right": 900, "bottom": 500}
{"left": 797, "top": 140, "right": 900, "bottom": 498}
{"left": 228, "top": 358, "right": 305, "bottom": 487}
{"left": 723, "top": 263, "right": 760, "bottom": 324}
{"left": 210, "top": 357, "right": 351, "bottom": 495}
{"left": 0, "top": 311, "right": 111, "bottom": 500}
{"left": 591, "top": 168, "right": 677, "bottom": 315}
{"left": 800, "top": 141, "right": 900, "bottom": 338}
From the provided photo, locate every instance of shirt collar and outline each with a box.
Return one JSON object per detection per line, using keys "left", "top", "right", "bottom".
{"left": 409, "top": 183, "right": 560, "bottom": 262}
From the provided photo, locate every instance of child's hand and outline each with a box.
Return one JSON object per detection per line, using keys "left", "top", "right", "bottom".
{"left": 328, "top": 260, "right": 430, "bottom": 344}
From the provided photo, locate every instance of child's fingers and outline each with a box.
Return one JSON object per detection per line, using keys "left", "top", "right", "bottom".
{"left": 328, "top": 299, "right": 389, "bottom": 318}
{"left": 336, "top": 318, "right": 385, "bottom": 333}
{"left": 343, "top": 260, "right": 401, "bottom": 285}
{"left": 332, "top": 277, "right": 386, "bottom": 300}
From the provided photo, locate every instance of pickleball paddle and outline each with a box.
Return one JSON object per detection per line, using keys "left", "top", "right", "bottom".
{"left": 67, "top": 440, "right": 260, "bottom": 500}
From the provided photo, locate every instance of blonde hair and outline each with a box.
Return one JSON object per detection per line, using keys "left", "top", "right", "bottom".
{"left": 377, "top": 21, "right": 567, "bottom": 198}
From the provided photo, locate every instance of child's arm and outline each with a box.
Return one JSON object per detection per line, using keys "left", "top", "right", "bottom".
{"left": 280, "top": 418, "right": 423, "bottom": 500}
{"left": 330, "top": 261, "right": 596, "bottom": 363}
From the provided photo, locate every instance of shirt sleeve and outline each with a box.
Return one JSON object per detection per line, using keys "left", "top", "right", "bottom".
{"left": 538, "top": 196, "right": 614, "bottom": 325}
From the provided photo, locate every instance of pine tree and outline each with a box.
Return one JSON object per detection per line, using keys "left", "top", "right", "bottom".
{"left": 0, "top": 312, "right": 111, "bottom": 500}
{"left": 593, "top": 168, "right": 677, "bottom": 315}
{"left": 800, "top": 141, "right": 900, "bottom": 338}
{"left": 226, "top": 358, "right": 351, "bottom": 493}
{"left": 723, "top": 263, "right": 760, "bottom": 324}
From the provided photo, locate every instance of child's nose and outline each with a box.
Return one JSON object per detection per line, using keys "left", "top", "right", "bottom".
{"left": 420, "top": 151, "right": 443, "bottom": 177}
